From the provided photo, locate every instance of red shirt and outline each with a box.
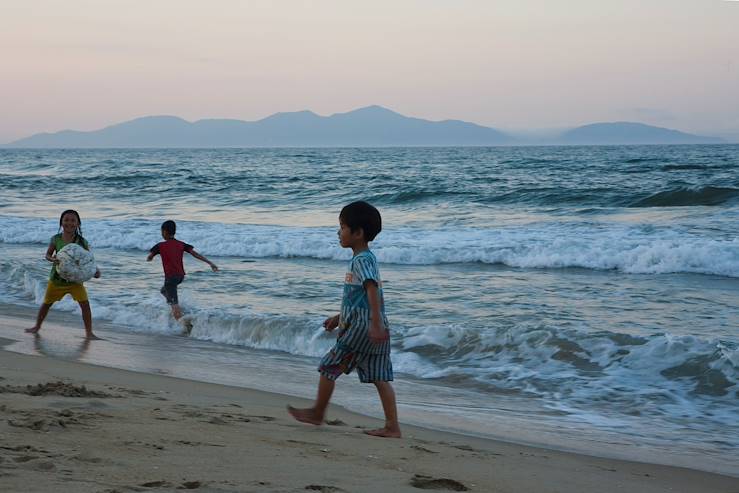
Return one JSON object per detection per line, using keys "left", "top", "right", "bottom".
{"left": 150, "top": 239, "right": 193, "bottom": 278}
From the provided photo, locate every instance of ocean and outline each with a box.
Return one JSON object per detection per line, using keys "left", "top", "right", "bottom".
{"left": 0, "top": 146, "right": 737, "bottom": 475}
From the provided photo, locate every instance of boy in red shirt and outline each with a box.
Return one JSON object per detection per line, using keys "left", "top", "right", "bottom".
{"left": 147, "top": 220, "right": 218, "bottom": 322}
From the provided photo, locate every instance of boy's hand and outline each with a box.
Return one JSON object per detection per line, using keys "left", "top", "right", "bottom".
{"left": 368, "top": 323, "right": 389, "bottom": 344}
{"left": 323, "top": 314, "right": 340, "bottom": 331}
{"left": 210, "top": 262, "right": 218, "bottom": 272}
{"left": 146, "top": 254, "right": 154, "bottom": 262}
{"left": 94, "top": 269, "right": 101, "bottom": 279}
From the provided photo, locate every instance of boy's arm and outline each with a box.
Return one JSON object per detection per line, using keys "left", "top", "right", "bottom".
{"left": 188, "top": 249, "right": 218, "bottom": 272}
{"left": 365, "top": 281, "right": 388, "bottom": 344}
{"left": 323, "top": 314, "right": 340, "bottom": 331}
{"left": 146, "top": 244, "right": 159, "bottom": 262}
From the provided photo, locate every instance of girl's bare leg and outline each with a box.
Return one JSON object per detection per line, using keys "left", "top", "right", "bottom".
{"left": 25, "top": 303, "right": 52, "bottom": 334}
{"left": 79, "top": 301, "right": 99, "bottom": 339}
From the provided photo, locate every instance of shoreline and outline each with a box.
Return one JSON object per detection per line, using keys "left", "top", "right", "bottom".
{"left": 2, "top": 350, "right": 738, "bottom": 493}
{"left": 1, "top": 311, "right": 737, "bottom": 491}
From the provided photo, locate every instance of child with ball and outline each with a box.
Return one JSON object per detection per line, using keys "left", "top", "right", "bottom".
{"left": 25, "top": 209, "right": 101, "bottom": 339}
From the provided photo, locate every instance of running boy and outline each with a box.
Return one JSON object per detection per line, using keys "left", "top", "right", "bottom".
{"left": 147, "top": 220, "right": 218, "bottom": 321}
{"left": 288, "top": 201, "right": 400, "bottom": 438}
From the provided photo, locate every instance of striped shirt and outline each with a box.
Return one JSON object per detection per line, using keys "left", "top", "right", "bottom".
{"left": 337, "top": 250, "right": 390, "bottom": 355}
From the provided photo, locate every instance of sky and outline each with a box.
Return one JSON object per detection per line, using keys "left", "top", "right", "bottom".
{"left": 1, "top": 0, "right": 738, "bottom": 143}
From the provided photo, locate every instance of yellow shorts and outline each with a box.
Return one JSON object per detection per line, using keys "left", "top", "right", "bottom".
{"left": 43, "top": 281, "right": 88, "bottom": 304}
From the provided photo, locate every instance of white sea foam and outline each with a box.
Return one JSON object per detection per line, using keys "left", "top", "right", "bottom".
{"left": 1, "top": 215, "right": 737, "bottom": 277}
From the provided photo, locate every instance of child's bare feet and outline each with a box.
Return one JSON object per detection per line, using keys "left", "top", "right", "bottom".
{"left": 363, "top": 426, "right": 402, "bottom": 438}
{"left": 25, "top": 327, "right": 40, "bottom": 334}
{"left": 287, "top": 405, "right": 324, "bottom": 425}
{"left": 85, "top": 333, "right": 102, "bottom": 340}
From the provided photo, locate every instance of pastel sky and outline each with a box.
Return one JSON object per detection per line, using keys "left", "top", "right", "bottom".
{"left": 1, "top": 0, "right": 738, "bottom": 143}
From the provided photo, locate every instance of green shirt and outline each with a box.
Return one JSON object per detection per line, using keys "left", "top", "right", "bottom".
{"left": 49, "top": 233, "right": 90, "bottom": 286}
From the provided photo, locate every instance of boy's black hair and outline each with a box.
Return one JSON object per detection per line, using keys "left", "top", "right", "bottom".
{"left": 161, "top": 220, "right": 176, "bottom": 236}
{"left": 58, "top": 209, "right": 83, "bottom": 240}
{"left": 339, "top": 201, "right": 382, "bottom": 241}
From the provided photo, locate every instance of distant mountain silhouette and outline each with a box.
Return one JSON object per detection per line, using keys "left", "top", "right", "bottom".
{"left": 560, "top": 122, "right": 723, "bottom": 145}
{"left": 5, "top": 106, "right": 513, "bottom": 148}
{"left": 5, "top": 110, "right": 725, "bottom": 147}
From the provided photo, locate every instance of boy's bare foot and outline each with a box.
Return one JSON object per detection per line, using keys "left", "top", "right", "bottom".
{"left": 25, "top": 327, "right": 40, "bottom": 334}
{"left": 363, "top": 427, "right": 402, "bottom": 438}
{"left": 172, "top": 305, "right": 183, "bottom": 320}
{"left": 180, "top": 316, "right": 194, "bottom": 335}
{"left": 287, "top": 405, "right": 324, "bottom": 425}
{"left": 85, "top": 333, "right": 102, "bottom": 340}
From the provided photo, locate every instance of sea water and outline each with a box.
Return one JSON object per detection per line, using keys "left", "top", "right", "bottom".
{"left": 0, "top": 146, "right": 737, "bottom": 475}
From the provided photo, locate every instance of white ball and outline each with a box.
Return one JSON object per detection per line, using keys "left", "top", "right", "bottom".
{"left": 56, "top": 243, "right": 97, "bottom": 283}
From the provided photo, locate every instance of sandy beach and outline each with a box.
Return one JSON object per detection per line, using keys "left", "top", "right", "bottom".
{"left": 0, "top": 314, "right": 735, "bottom": 493}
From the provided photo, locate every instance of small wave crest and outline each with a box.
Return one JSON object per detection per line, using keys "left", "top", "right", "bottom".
{"left": 367, "top": 189, "right": 471, "bottom": 205}
{"left": 630, "top": 186, "right": 739, "bottom": 207}
{"left": 396, "top": 323, "right": 737, "bottom": 400}
{"left": 624, "top": 157, "right": 664, "bottom": 164}
{"left": 660, "top": 164, "right": 710, "bottom": 171}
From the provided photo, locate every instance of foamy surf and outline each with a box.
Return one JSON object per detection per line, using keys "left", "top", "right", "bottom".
{"left": 2, "top": 215, "right": 738, "bottom": 277}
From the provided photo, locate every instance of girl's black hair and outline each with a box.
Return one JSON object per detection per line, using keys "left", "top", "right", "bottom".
{"left": 58, "top": 209, "right": 84, "bottom": 244}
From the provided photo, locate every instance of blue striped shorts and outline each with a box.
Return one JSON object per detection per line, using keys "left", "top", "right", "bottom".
{"left": 318, "top": 343, "right": 393, "bottom": 383}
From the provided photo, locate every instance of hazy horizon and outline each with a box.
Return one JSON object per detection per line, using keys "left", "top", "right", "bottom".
{"left": 2, "top": 0, "right": 738, "bottom": 143}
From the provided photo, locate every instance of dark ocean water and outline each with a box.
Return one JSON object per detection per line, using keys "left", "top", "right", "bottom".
{"left": 0, "top": 145, "right": 737, "bottom": 474}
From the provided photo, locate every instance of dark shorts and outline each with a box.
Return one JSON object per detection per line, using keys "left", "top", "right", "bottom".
{"left": 160, "top": 276, "right": 184, "bottom": 305}
{"left": 318, "top": 343, "right": 393, "bottom": 383}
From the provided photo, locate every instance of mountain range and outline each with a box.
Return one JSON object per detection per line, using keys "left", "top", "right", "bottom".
{"left": 3, "top": 106, "right": 724, "bottom": 147}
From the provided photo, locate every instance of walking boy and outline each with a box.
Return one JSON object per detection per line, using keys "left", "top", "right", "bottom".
{"left": 147, "top": 220, "right": 218, "bottom": 322}
{"left": 288, "top": 201, "right": 401, "bottom": 438}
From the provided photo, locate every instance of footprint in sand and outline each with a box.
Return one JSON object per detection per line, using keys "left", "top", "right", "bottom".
{"left": 13, "top": 455, "right": 38, "bottom": 463}
{"left": 1, "top": 445, "right": 47, "bottom": 453}
{"left": 213, "top": 403, "right": 243, "bottom": 408}
{"left": 410, "top": 474, "right": 469, "bottom": 491}
{"left": 305, "top": 486, "right": 346, "bottom": 492}
{"left": 410, "top": 445, "right": 439, "bottom": 454}
{"left": 7, "top": 418, "right": 48, "bottom": 431}
{"left": 451, "top": 444, "right": 475, "bottom": 452}
{"left": 174, "top": 440, "right": 225, "bottom": 448}
{"left": 72, "top": 452, "right": 113, "bottom": 464}
{"left": 30, "top": 460, "right": 56, "bottom": 472}
{"left": 140, "top": 480, "right": 172, "bottom": 488}
{"left": 138, "top": 480, "right": 202, "bottom": 489}
{"left": 286, "top": 439, "right": 326, "bottom": 447}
